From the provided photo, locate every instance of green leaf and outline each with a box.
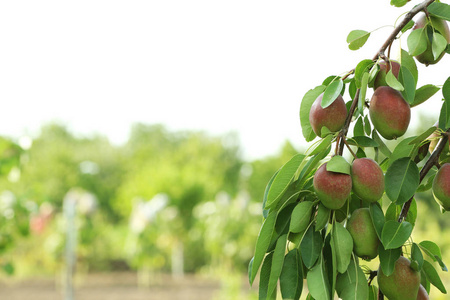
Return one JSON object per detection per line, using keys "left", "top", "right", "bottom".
{"left": 372, "top": 130, "right": 392, "bottom": 158}
{"left": 326, "top": 155, "right": 351, "bottom": 175}
{"left": 389, "top": 137, "right": 417, "bottom": 167}
{"left": 359, "top": 72, "right": 369, "bottom": 114}
{"left": 266, "top": 154, "right": 305, "bottom": 209}
{"left": 336, "top": 258, "right": 369, "bottom": 300}
{"left": 405, "top": 198, "right": 417, "bottom": 226}
{"left": 411, "top": 243, "right": 424, "bottom": 272}
{"left": 422, "top": 260, "right": 447, "bottom": 294}
{"left": 386, "top": 70, "right": 404, "bottom": 91}
{"left": 307, "top": 256, "right": 331, "bottom": 300}
{"left": 408, "top": 27, "right": 428, "bottom": 56}
{"left": 443, "top": 77, "right": 450, "bottom": 101}
{"left": 364, "top": 115, "right": 371, "bottom": 136}
{"left": 347, "top": 136, "right": 379, "bottom": 148}
{"left": 370, "top": 202, "right": 385, "bottom": 240}
{"left": 368, "top": 285, "right": 378, "bottom": 300}
{"left": 428, "top": 2, "right": 450, "bottom": 22}
{"left": 401, "top": 20, "right": 415, "bottom": 33}
{"left": 419, "top": 240, "right": 443, "bottom": 262}
{"left": 259, "top": 252, "right": 276, "bottom": 300}
{"left": 408, "top": 126, "right": 437, "bottom": 145}
{"left": 267, "top": 234, "right": 288, "bottom": 296}
{"left": 439, "top": 100, "right": 450, "bottom": 130}
{"left": 332, "top": 222, "right": 353, "bottom": 273}
{"left": 411, "top": 84, "right": 440, "bottom": 107}
{"left": 400, "top": 49, "right": 418, "bottom": 84}
{"left": 315, "top": 203, "right": 330, "bottom": 231}
{"left": 385, "top": 157, "right": 420, "bottom": 204}
{"left": 322, "top": 79, "right": 344, "bottom": 108}
{"left": 307, "top": 134, "right": 333, "bottom": 157}
{"left": 290, "top": 201, "right": 314, "bottom": 233}
{"left": 390, "top": 0, "right": 408, "bottom": 7}
{"left": 381, "top": 220, "right": 413, "bottom": 250}
{"left": 347, "top": 30, "right": 371, "bottom": 50}
{"left": 250, "top": 211, "right": 277, "bottom": 284}
{"left": 280, "top": 249, "right": 303, "bottom": 300}
{"left": 301, "top": 225, "right": 323, "bottom": 269}
{"left": 262, "top": 170, "right": 278, "bottom": 218}
{"left": 300, "top": 85, "right": 325, "bottom": 142}
{"left": 432, "top": 32, "right": 448, "bottom": 60}
{"left": 399, "top": 66, "right": 416, "bottom": 104}
{"left": 353, "top": 117, "right": 364, "bottom": 137}
{"left": 379, "top": 244, "right": 402, "bottom": 276}
{"left": 354, "top": 59, "right": 374, "bottom": 88}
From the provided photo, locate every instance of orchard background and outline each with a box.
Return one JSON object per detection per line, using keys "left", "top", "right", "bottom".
{"left": 0, "top": 0, "right": 449, "bottom": 300}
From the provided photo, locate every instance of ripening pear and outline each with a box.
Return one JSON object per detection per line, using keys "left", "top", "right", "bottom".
{"left": 432, "top": 163, "right": 450, "bottom": 211}
{"left": 413, "top": 14, "right": 450, "bottom": 66}
{"left": 373, "top": 60, "right": 401, "bottom": 90}
{"left": 369, "top": 86, "right": 411, "bottom": 140}
{"left": 313, "top": 163, "right": 352, "bottom": 210}
{"left": 417, "top": 285, "right": 429, "bottom": 300}
{"left": 378, "top": 256, "right": 421, "bottom": 300}
{"left": 346, "top": 208, "right": 379, "bottom": 260}
{"left": 309, "top": 93, "right": 347, "bottom": 137}
{"left": 351, "top": 158, "right": 385, "bottom": 202}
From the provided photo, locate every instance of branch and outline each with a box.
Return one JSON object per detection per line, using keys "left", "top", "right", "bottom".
{"left": 372, "top": 0, "right": 436, "bottom": 61}
{"left": 338, "top": 89, "right": 360, "bottom": 156}
{"left": 398, "top": 128, "right": 450, "bottom": 222}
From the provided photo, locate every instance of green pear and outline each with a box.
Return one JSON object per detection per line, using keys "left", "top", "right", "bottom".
{"left": 413, "top": 14, "right": 450, "bottom": 66}
{"left": 351, "top": 158, "right": 385, "bottom": 202}
{"left": 313, "top": 163, "right": 352, "bottom": 210}
{"left": 346, "top": 208, "right": 379, "bottom": 260}
{"left": 432, "top": 163, "right": 450, "bottom": 211}
{"left": 373, "top": 60, "right": 401, "bottom": 90}
{"left": 309, "top": 93, "right": 347, "bottom": 137}
{"left": 369, "top": 86, "right": 411, "bottom": 140}
{"left": 378, "top": 256, "right": 421, "bottom": 300}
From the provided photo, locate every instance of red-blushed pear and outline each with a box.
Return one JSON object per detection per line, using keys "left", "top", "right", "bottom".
{"left": 369, "top": 86, "right": 411, "bottom": 140}
{"left": 373, "top": 60, "right": 401, "bottom": 90}
{"left": 309, "top": 93, "right": 347, "bottom": 137}
{"left": 351, "top": 158, "right": 385, "bottom": 202}
{"left": 378, "top": 256, "right": 421, "bottom": 300}
{"left": 313, "top": 163, "right": 352, "bottom": 210}
{"left": 432, "top": 163, "right": 450, "bottom": 211}
{"left": 413, "top": 14, "right": 450, "bottom": 66}
{"left": 346, "top": 208, "right": 379, "bottom": 260}
{"left": 417, "top": 285, "right": 429, "bottom": 300}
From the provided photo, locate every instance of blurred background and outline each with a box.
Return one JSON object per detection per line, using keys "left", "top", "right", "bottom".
{"left": 0, "top": 0, "right": 449, "bottom": 299}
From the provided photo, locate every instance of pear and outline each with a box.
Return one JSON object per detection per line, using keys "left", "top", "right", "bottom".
{"left": 313, "top": 163, "right": 352, "bottom": 210}
{"left": 309, "top": 93, "right": 347, "bottom": 137}
{"left": 378, "top": 256, "right": 421, "bottom": 300}
{"left": 416, "top": 284, "right": 429, "bottom": 300}
{"left": 351, "top": 158, "right": 385, "bottom": 202}
{"left": 413, "top": 14, "right": 450, "bottom": 66}
{"left": 346, "top": 208, "right": 379, "bottom": 260}
{"left": 369, "top": 86, "right": 411, "bottom": 140}
{"left": 373, "top": 60, "right": 401, "bottom": 90}
{"left": 432, "top": 163, "right": 450, "bottom": 211}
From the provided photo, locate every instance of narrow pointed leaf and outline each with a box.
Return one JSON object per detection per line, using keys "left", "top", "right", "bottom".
{"left": 399, "top": 66, "right": 416, "bottom": 104}
{"left": 280, "top": 249, "right": 303, "bottom": 300}
{"left": 370, "top": 202, "right": 385, "bottom": 240}
{"left": 307, "top": 257, "right": 331, "bottom": 300}
{"left": 386, "top": 70, "right": 404, "bottom": 91}
{"left": 432, "top": 32, "right": 448, "bottom": 60}
{"left": 332, "top": 222, "right": 353, "bottom": 273}
{"left": 290, "top": 201, "right": 314, "bottom": 233}
{"left": 411, "top": 84, "right": 440, "bottom": 107}
{"left": 422, "top": 260, "right": 447, "bottom": 294}
{"left": 267, "top": 234, "right": 288, "bottom": 296}
{"left": 301, "top": 226, "right": 323, "bottom": 269}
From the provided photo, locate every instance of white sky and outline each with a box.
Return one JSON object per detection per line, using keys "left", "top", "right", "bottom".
{"left": 0, "top": 1, "right": 448, "bottom": 160}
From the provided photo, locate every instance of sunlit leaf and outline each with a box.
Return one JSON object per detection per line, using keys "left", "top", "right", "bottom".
{"left": 432, "top": 32, "right": 448, "bottom": 60}
{"left": 411, "top": 84, "right": 440, "bottom": 107}
{"left": 408, "top": 27, "right": 428, "bottom": 56}
{"left": 322, "top": 79, "right": 344, "bottom": 108}
{"left": 428, "top": 2, "right": 450, "bottom": 22}
{"left": 347, "top": 30, "right": 371, "bottom": 50}
{"left": 300, "top": 85, "right": 326, "bottom": 141}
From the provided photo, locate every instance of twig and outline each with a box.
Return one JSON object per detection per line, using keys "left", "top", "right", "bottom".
{"left": 343, "top": 138, "right": 358, "bottom": 159}
{"left": 398, "top": 129, "right": 450, "bottom": 222}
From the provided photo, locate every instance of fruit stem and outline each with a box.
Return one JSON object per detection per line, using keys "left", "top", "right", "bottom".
{"left": 343, "top": 138, "right": 358, "bottom": 159}
{"left": 337, "top": 89, "right": 361, "bottom": 156}
{"left": 398, "top": 128, "right": 450, "bottom": 222}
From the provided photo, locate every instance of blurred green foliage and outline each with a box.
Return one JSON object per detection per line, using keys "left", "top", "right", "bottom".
{"left": 0, "top": 120, "right": 447, "bottom": 298}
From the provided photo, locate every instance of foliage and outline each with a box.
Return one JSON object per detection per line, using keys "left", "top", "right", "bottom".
{"left": 249, "top": 0, "right": 450, "bottom": 299}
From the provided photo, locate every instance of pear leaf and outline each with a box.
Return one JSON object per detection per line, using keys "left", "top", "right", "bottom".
{"left": 347, "top": 30, "right": 371, "bottom": 50}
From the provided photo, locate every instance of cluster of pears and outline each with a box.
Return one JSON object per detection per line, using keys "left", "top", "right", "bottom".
{"left": 313, "top": 157, "right": 384, "bottom": 260}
